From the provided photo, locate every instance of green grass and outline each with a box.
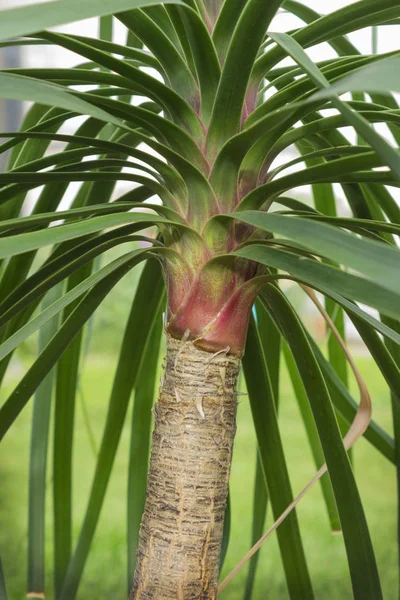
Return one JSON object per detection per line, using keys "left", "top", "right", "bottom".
{"left": 0, "top": 352, "right": 397, "bottom": 599}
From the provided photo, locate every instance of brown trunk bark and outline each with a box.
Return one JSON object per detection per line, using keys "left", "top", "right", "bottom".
{"left": 129, "top": 335, "right": 241, "bottom": 599}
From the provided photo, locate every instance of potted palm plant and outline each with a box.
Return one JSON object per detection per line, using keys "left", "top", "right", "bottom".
{"left": 0, "top": 0, "right": 400, "bottom": 598}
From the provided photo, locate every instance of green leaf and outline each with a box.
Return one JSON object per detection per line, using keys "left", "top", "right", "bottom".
{"left": 5, "top": 147, "right": 155, "bottom": 180}
{"left": 243, "top": 298, "right": 280, "bottom": 597}
{"left": 99, "top": 14, "right": 113, "bottom": 42}
{"left": 243, "top": 315, "right": 314, "bottom": 599}
{"left": 37, "top": 31, "right": 202, "bottom": 138}
{"left": 260, "top": 284, "right": 382, "bottom": 599}
{"left": 363, "top": 183, "right": 400, "bottom": 225}
{"left": 256, "top": 296, "right": 281, "bottom": 400}
{"left": 209, "top": 98, "right": 400, "bottom": 210}
{"left": 392, "top": 395, "right": 400, "bottom": 583}
{"left": 206, "top": 0, "right": 284, "bottom": 153}
{"left": 312, "top": 55, "right": 400, "bottom": 98}
{"left": 263, "top": 111, "right": 400, "bottom": 172}
{"left": 59, "top": 260, "right": 164, "bottom": 600}
{"left": 116, "top": 9, "right": 198, "bottom": 108}
{"left": 298, "top": 148, "right": 351, "bottom": 464}
{"left": 0, "top": 103, "right": 61, "bottom": 226}
{"left": 0, "top": 104, "right": 74, "bottom": 301}
{"left": 349, "top": 316, "right": 400, "bottom": 406}
{"left": 243, "top": 451, "right": 268, "bottom": 600}
{"left": 234, "top": 245, "right": 400, "bottom": 322}
{"left": 381, "top": 317, "right": 400, "bottom": 583}
{"left": 212, "top": 0, "right": 247, "bottom": 63}
{"left": 271, "top": 145, "right": 374, "bottom": 179}
{"left": 230, "top": 211, "right": 400, "bottom": 296}
{"left": 309, "top": 339, "right": 395, "bottom": 465}
{"left": 282, "top": 1, "right": 353, "bottom": 55}
{"left": 0, "top": 163, "right": 181, "bottom": 212}
{"left": 268, "top": 32, "right": 400, "bottom": 179}
{"left": 254, "top": 0, "right": 400, "bottom": 80}
{"left": 27, "top": 285, "right": 62, "bottom": 597}
{"left": 163, "top": 6, "right": 197, "bottom": 76}
{"left": 0, "top": 111, "right": 131, "bottom": 304}
{"left": 53, "top": 262, "right": 93, "bottom": 596}
{"left": 0, "top": 73, "right": 126, "bottom": 129}
{"left": 0, "top": 132, "right": 185, "bottom": 200}
{"left": 0, "top": 250, "right": 149, "bottom": 364}
{"left": 0, "top": 230, "right": 149, "bottom": 330}
{"left": 282, "top": 343, "right": 341, "bottom": 531}
{"left": 248, "top": 50, "right": 398, "bottom": 129}
{"left": 64, "top": 34, "right": 160, "bottom": 69}
{"left": 291, "top": 214, "right": 400, "bottom": 237}
{"left": 0, "top": 252, "right": 148, "bottom": 441}
{"left": 0, "top": 213, "right": 172, "bottom": 260}
{"left": 0, "top": 202, "right": 167, "bottom": 235}
{"left": 78, "top": 92, "right": 209, "bottom": 177}
{"left": 143, "top": 5, "right": 184, "bottom": 53}
{"left": 0, "top": 0, "right": 183, "bottom": 42}
{"left": 173, "top": 7, "right": 221, "bottom": 123}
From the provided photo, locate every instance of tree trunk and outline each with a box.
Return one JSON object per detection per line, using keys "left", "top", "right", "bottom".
{"left": 130, "top": 334, "right": 241, "bottom": 599}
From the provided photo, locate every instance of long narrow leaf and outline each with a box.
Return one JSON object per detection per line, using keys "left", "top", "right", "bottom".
{"left": 234, "top": 245, "right": 400, "bottom": 322}
{"left": 243, "top": 316, "right": 314, "bottom": 599}
{"left": 0, "top": 0, "right": 183, "bottom": 42}
{"left": 59, "top": 260, "right": 165, "bottom": 599}
{"left": 243, "top": 298, "right": 281, "bottom": 597}
{"left": 282, "top": 343, "right": 341, "bottom": 531}
{"left": 243, "top": 451, "right": 268, "bottom": 600}
{"left": 0, "top": 252, "right": 149, "bottom": 440}
{"left": 0, "top": 213, "right": 173, "bottom": 260}
{"left": 261, "top": 285, "right": 382, "bottom": 599}
{"left": 53, "top": 263, "right": 93, "bottom": 597}
{"left": 0, "top": 251, "right": 149, "bottom": 363}
{"left": 207, "top": 0, "right": 283, "bottom": 152}
{"left": 231, "top": 211, "right": 400, "bottom": 296}
{"left": 27, "top": 285, "right": 62, "bottom": 597}
{"left": 383, "top": 318, "right": 400, "bottom": 594}
{"left": 269, "top": 32, "right": 400, "bottom": 179}
{"left": 308, "top": 338, "right": 395, "bottom": 465}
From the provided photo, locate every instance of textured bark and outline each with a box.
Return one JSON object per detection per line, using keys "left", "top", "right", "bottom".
{"left": 130, "top": 335, "right": 241, "bottom": 599}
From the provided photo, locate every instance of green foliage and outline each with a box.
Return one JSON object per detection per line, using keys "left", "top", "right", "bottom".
{"left": 0, "top": 0, "right": 400, "bottom": 597}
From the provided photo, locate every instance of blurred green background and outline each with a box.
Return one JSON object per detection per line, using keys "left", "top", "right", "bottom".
{"left": 0, "top": 254, "right": 397, "bottom": 599}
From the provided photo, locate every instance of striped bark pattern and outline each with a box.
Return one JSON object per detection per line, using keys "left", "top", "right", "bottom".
{"left": 130, "top": 335, "right": 241, "bottom": 599}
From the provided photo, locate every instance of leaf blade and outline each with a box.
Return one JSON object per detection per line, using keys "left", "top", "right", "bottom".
{"left": 243, "top": 315, "right": 314, "bottom": 599}
{"left": 59, "top": 260, "right": 165, "bottom": 600}
{"left": 27, "top": 285, "right": 62, "bottom": 596}
{"left": 260, "top": 284, "right": 383, "bottom": 600}
{"left": 0, "top": 0, "right": 183, "bottom": 42}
